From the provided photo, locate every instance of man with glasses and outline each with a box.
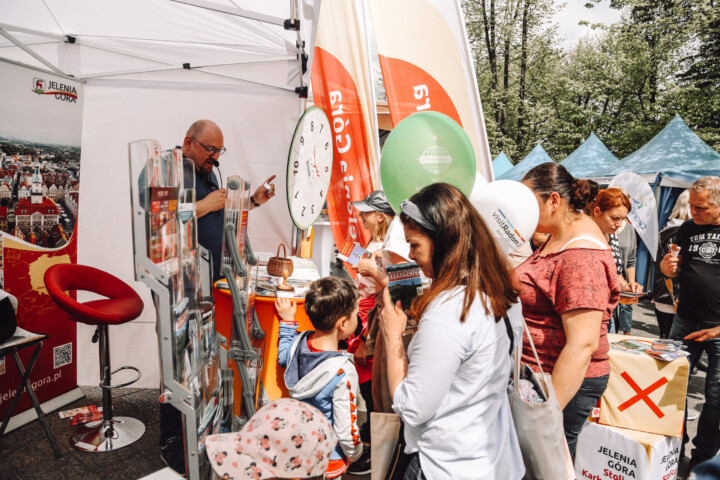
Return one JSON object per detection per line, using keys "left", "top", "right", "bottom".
{"left": 182, "top": 119, "right": 276, "bottom": 281}
{"left": 161, "top": 119, "right": 276, "bottom": 473}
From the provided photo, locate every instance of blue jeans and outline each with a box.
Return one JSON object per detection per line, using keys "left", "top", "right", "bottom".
{"left": 670, "top": 314, "right": 720, "bottom": 462}
{"left": 617, "top": 303, "right": 633, "bottom": 332}
{"left": 563, "top": 374, "right": 609, "bottom": 457}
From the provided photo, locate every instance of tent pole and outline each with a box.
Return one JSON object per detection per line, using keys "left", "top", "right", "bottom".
{"left": 0, "top": 58, "right": 85, "bottom": 84}
{"left": 0, "top": 23, "right": 65, "bottom": 41}
{"left": 0, "top": 28, "right": 67, "bottom": 77}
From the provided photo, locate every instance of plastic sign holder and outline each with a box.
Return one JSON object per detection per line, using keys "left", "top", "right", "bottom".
{"left": 220, "top": 176, "right": 265, "bottom": 423}
{"left": 128, "top": 139, "right": 232, "bottom": 480}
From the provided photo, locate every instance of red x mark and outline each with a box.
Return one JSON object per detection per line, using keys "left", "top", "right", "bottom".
{"left": 617, "top": 371, "right": 668, "bottom": 418}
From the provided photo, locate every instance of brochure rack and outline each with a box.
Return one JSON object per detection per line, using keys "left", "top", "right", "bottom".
{"left": 219, "top": 176, "right": 265, "bottom": 421}
{"left": 128, "top": 140, "right": 231, "bottom": 480}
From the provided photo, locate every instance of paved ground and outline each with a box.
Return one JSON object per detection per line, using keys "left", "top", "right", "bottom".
{"left": 0, "top": 299, "right": 707, "bottom": 479}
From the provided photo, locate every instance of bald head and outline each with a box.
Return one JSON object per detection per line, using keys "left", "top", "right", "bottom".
{"left": 186, "top": 119, "right": 221, "bottom": 139}
{"left": 182, "top": 119, "right": 225, "bottom": 174}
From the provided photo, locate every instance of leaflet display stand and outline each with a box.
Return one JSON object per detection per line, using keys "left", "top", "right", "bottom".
{"left": 218, "top": 176, "right": 264, "bottom": 423}
{"left": 128, "top": 140, "right": 232, "bottom": 480}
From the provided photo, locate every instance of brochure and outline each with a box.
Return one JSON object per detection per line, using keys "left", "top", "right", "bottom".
{"left": 336, "top": 240, "right": 372, "bottom": 266}
{"left": 70, "top": 411, "right": 104, "bottom": 426}
{"left": 386, "top": 262, "right": 423, "bottom": 314}
{"left": 60, "top": 405, "right": 102, "bottom": 419}
{"left": 611, "top": 339, "right": 651, "bottom": 352}
{"left": 148, "top": 186, "right": 180, "bottom": 265}
{"left": 645, "top": 349, "right": 689, "bottom": 362}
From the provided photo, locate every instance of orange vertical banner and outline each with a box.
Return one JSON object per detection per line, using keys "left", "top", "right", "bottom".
{"left": 311, "top": 0, "right": 380, "bottom": 250}
{"left": 368, "top": 0, "right": 494, "bottom": 181}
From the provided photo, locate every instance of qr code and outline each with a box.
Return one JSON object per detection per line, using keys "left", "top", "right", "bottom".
{"left": 53, "top": 343, "right": 72, "bottom": 369}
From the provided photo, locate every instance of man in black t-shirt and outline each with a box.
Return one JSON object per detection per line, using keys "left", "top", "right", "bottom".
{"left": 661, "top": 175, "right": 720, "bottom": 472}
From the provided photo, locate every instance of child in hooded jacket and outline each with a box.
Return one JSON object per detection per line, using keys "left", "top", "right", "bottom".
{"left": 275, "top": 277, "right": 363, "bottom": 479}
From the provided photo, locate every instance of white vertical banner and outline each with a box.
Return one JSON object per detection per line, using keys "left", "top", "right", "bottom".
{"left": 609, "top": 172, "right": 659, "bottom": 260}
{"left": 311, "top": 0, "right": 381, "bottom": 251}
{"left": 367, "top": 0, "right": 493, "bottom": 181}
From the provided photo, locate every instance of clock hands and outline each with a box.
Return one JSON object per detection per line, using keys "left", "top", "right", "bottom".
{"left": 312, "top": 146, "right": 321, "bottom": 178}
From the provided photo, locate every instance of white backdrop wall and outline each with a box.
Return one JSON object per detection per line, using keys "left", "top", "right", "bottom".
{"left": 77, "top": 81, "right": 301, "bottom": 387}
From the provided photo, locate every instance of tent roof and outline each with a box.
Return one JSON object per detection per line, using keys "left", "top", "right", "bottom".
{"left": 590, "top": 115, "right": 720, "bottom": 182}
{"left": 0, "top": 0, "right": 314, "bottom": 92}
{"left": 560, "top": 132, "right": 618, "bottom": 178}
{"left": 497, "top": 143, "right": 552, "bottom": 181}
{"left": 492, "top": 151, "right": 513, "bottom": 178}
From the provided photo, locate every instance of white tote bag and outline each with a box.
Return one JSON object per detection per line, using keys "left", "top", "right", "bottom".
{"left": 509, "top": 319, "right": 569, "bottom": 480}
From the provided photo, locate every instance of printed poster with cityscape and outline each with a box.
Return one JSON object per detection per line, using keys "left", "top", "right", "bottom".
{"left": 0, "top": 59, "right": 82, "bottom": 419}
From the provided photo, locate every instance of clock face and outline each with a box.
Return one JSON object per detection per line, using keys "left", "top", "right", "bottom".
{"left": 286, "top": 107, "right": 333, "bottom": 230}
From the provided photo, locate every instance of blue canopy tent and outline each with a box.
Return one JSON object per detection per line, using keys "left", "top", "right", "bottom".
{"left": 560, "top": 132, "right": 618, "bottom": 177}
{"left": 493, "top": 151, "right": 513, "bottom": 178}
{"left": 589, "top": 115, "right": 720, "bottom": 289}
{"left": 497, "top": 144, "right": 553, "bottom": 181}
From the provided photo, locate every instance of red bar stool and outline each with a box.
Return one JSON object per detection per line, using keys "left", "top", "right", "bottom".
{"left": 44, "top": 264, "right": 145, "bottom": 452}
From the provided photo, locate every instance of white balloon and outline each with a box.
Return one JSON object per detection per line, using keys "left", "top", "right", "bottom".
{"left": 472, "top": 180, "right": 539, "bottom": 254}
{"left": 469, "top": 171, "right": 489, "bottom": 205}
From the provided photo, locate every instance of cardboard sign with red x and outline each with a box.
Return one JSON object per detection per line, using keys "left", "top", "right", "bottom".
{"left": 600, "top": 334, "right": 688, "bottom": 438}
{"left": 617, "top": 372, "right": 669, "bottom": 418}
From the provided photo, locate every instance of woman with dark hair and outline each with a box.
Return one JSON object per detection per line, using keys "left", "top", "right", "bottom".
{"left": 380, "top": 183, "right": 524, "bottom": 480}
{"left": 517, "top": 162, "right": 620, "bottom": 456}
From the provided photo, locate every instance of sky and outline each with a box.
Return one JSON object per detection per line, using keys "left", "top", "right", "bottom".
{"left": 552, "top": 0, "right": 624, "bottom": 49}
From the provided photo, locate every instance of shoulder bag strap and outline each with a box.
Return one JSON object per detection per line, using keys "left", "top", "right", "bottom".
{"left": 512, "top": 317, "right": 551, "bottom": 400}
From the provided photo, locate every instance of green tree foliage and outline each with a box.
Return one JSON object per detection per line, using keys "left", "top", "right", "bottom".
{"left": 464, "top": 0, "right": 720, "bottom": 165}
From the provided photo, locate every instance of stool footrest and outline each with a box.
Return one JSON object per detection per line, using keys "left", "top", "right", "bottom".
{"left": 100, "top": 366, "right": 142, "bottom": 390}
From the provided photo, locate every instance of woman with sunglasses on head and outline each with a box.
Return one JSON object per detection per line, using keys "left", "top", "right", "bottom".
{"left": 380, "top": 183, "right": 524, "bottom": 480}
{"left": 516, "top": 162, "right": 620, "bottom": 457}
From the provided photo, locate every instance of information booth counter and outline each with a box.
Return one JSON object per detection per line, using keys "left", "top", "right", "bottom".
{"left": 214, "top": 256, "right": 320, "bottom": 417}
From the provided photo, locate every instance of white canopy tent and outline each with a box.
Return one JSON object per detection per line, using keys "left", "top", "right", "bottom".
{"left": 0, "top": 0, "right": 321, "bottom": 387}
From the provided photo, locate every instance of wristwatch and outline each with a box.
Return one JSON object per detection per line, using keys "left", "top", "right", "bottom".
{"left": 250, "top": 195, "right": 260, "bottom": 207}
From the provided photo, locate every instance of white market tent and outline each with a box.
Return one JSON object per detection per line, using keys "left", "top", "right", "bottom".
{"left": 0, "top": 0, "right": 321, "bottom": 387}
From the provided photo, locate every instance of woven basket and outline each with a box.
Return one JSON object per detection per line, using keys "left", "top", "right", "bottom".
{"left": 267, "top": 243, "right": 293, "bottom": 277}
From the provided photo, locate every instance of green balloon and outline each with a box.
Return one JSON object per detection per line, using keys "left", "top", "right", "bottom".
{"left": 380, "top": 111, "right": 476, "bottom": 213}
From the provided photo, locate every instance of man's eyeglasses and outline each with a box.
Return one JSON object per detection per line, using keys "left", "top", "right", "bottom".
{"left": 191, "top": 137, "right": 226, "bottom": 156}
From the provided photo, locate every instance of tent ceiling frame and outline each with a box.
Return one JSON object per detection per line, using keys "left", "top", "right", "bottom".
{"left": 0, "top": 57, "right": 85, "bottom": 84}
{"left": 79, "top": 55, "right": 295, "bottom": 80}
{"left": 0, "top": 27, "right": 66, "bottom": 77}
{"left": 0, "top": 23, "right": 66, "bottom": 41}
{"left": 171, "top": 0, "right": 286, "bottom": 26}
{"left": 0, "top": 0, "right": 307, "bottom": 94}
{"left": 195, "top": 67, "right": 295, "bottom": 92}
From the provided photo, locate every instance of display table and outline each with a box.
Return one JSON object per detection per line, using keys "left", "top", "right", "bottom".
{"left": 600, "top": 334, "right": 689, "bottom": 438}
{"left": 214, "top": 256, "right": 321, "bottom": 416}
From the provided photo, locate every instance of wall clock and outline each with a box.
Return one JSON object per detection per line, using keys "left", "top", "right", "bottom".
{"left": 286, "top": 107, "right": 333, "bottom": 230}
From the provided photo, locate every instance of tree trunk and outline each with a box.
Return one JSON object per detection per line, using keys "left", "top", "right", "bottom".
{"left": 515, "top": 0, "right": 530, "bottom": 151}
{"left": 480, "top": 0, "right": 501, "bottom": 131}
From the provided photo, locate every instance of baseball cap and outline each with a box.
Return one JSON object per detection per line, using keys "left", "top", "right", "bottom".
{"left": 351, "top": 190, "right": 395, "bottom": 215}
{"left": 206, "top": 398, "right": 337, "bottom": 479}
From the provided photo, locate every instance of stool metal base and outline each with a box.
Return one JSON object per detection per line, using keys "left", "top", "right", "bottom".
{"left": 70, "top": 416, "right": 145, "bottom": 452}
